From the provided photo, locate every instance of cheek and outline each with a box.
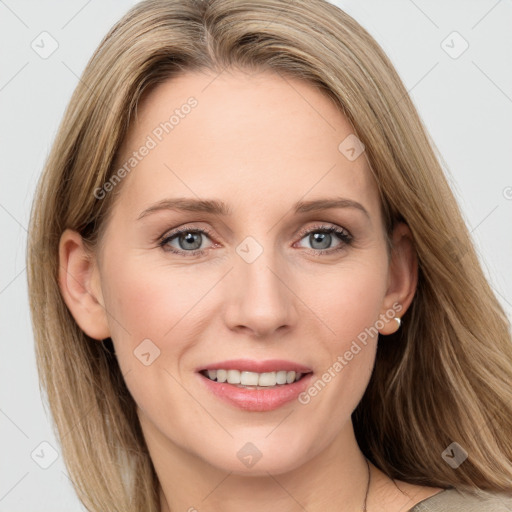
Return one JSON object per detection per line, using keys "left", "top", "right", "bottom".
{"left": 303, "top": 260, "right": 389, "bottom": 349}
{"left": 98, "top": 258, "right": 210, "bottom": 422}
{"left": 295, "top": 261, "right": 388, "bottom": 410}
{"left": 99, "top": 254, "right": 226, "bottom": 387}
{"left": 101, "top": 253, "right": 214, "bottom": 341}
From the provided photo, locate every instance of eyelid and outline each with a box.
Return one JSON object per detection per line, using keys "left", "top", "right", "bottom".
{"left": 294, "top": 222, "right": 352, "bottom": 241}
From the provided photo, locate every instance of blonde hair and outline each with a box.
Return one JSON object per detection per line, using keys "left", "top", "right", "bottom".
{"left": 27, "top": 0, "right": 512, "bottom": 510}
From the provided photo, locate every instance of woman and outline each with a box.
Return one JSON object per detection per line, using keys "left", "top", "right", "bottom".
{"left": 27, "top": 0, "right": 512, "bottom": 510}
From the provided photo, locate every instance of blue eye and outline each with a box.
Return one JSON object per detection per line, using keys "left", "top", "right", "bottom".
{"left": 158, "top": 224, "right": 353, "bottom": 257}
{"left": 159, "top": 227, "right": 214, "bottom": 256}
{"left": 295, "top": 225, "right": 352, "bottom": 254}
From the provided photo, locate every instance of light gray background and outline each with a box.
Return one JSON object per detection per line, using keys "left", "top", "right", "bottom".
{"left": 1, "top": 1, "right": 511, "bottom": 510}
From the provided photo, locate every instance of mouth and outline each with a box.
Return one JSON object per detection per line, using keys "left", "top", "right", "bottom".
{"left": 199, "top": 368, "right": 311, "bottom": 389}
{"left": 196, "top": 358, "right": 314, "bottom": 411}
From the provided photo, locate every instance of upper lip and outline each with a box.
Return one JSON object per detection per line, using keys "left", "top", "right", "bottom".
{"left": 197, "top": 359, "right": 313, "bottom": 374}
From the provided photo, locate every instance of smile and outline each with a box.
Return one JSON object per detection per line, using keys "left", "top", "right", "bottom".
{"left": 196, "top": 358, "right": 314, "bottom": 411}
{"left": 200, "top": 369, "right": 306, "bottom": 387}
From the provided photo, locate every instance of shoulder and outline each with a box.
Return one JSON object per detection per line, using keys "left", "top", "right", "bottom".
{"left": 408, "top": 487, "right": 512, "bottom": 511}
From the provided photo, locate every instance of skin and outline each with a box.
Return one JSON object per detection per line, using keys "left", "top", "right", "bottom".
{"left": 59, "top": 68, "right": 444, "bottom": 511}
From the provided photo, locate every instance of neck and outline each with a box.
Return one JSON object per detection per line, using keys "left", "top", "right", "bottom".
{"left": 140, "top": 412, "right": 371, "bottom": 512}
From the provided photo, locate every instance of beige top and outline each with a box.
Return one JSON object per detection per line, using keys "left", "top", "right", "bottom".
{"left": 407, "top": 488, "right": 512, "bottom": 511}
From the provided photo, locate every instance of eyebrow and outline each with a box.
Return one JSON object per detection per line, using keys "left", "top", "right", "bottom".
{"left": 137, "top": 197, "right": 370, "bottom": 220}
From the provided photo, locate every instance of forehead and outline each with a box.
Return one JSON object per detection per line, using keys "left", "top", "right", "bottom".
{"left": 113, "top": 68, "right": 379, "bottom": 221}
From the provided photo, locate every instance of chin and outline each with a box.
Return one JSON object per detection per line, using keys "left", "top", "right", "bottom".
{"left": 199, "top": 435, "right": 312, "bottom": 476}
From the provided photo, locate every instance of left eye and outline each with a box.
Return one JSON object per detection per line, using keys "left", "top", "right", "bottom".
{"left": 297, "top": 228, "right": 343, "bottom": 251}
{"left": 295, "top": 226, "right": 352, "bottom": 252}
{"left": 160, "top": 229, "right": 212, "bottom": 252}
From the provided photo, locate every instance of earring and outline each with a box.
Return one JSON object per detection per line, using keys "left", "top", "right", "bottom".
{"left": 377, "top": 315, "right": 402, "bottom": 336}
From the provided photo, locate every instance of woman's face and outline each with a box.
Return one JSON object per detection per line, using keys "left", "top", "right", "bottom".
{"left": 70, "top": 68, "right": 415, "bottom": 475}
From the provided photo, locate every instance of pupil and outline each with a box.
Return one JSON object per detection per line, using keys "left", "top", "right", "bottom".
{"left": 312, "top": 232, "right": 330, "bottom": 250}
{"left": 181, "top": 232, "right": 201, "bottom": 250}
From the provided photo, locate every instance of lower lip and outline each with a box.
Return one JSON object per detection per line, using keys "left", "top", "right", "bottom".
{"left": 198, "top": 372, "right": 314, "bottom": 412}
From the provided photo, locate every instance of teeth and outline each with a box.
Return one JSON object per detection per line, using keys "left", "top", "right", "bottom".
{"left": 227, "top": 369, "right": 240, "bottom": 384}
{"left": 240, "top": 371, "right": 259, "bottom": 386}
{"left": 202, "top": 369, "right": 304, "bottom": 386}
{"left": 276, "top": 370, "right": 287, "bottom": 385}
{"left": 258, "top": 372, "right": 277, "bottom": 386}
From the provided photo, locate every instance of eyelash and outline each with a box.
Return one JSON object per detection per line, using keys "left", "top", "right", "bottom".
{"left": 158, "top": 223, "right": 353, "bottom": 258}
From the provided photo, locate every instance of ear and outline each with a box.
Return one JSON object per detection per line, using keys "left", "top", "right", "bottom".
{"left": 58, "top": 229, "right": 110, "bottom": 340}
{"left": 378, "top": 222, "right": 418, "bottom": 335}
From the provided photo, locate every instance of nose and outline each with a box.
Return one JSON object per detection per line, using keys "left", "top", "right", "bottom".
{"left": 223, "top": 244, "right": 298, "bottom": 339}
